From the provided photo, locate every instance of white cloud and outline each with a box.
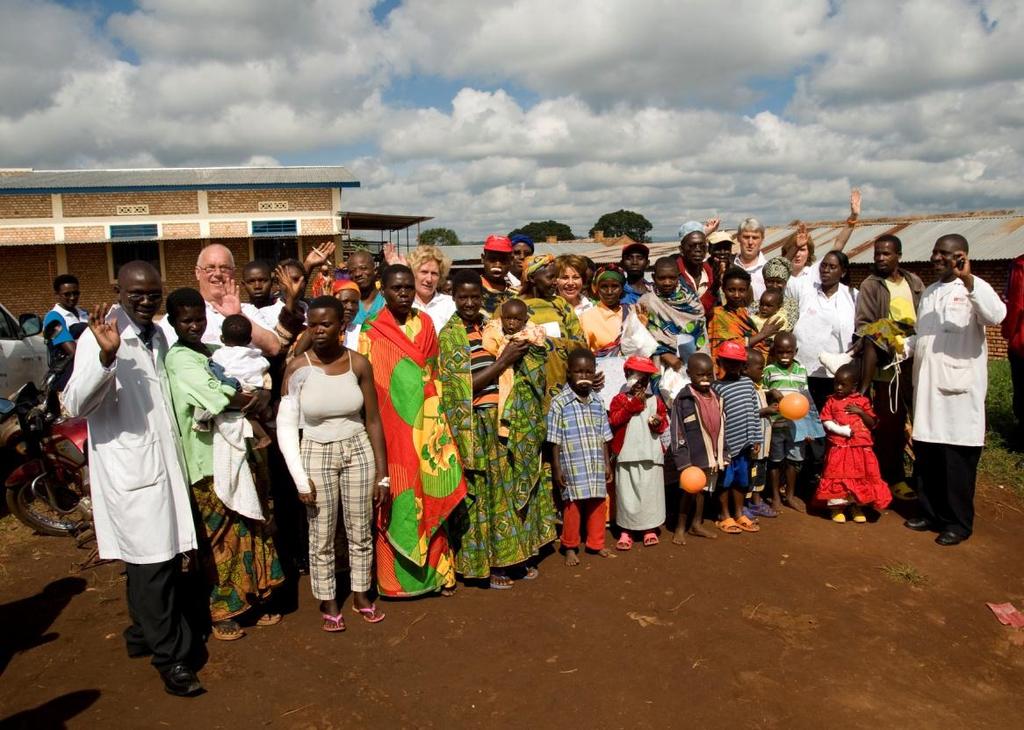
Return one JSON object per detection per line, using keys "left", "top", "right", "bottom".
{"left": 0, "top": 0, "right": 1021, "bottom": 240}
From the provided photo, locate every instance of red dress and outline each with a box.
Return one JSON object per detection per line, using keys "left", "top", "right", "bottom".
{"left": 814, "top": 393, "right": 892, "bottom": 509}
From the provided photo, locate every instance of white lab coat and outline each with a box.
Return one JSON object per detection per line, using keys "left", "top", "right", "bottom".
{"left": 63, "top": 306, "right": 197, "bottom": 564}
{"left": 911, "top": 276, "right": 1006, "bottom": 447}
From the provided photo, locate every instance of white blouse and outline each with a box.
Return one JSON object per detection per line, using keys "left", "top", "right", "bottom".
{"left": 793, "top": 282, "right": 858, "bottom": 378}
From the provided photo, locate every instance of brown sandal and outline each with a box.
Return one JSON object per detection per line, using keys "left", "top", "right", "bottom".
{"left": 736, "top": 515, "right": 760, "bottom": 533}
{"left": 212, "top": 620, "right": 245, "bottom": 641}
{"left": 715, "top": 518, "right": 743, "bottom": 535}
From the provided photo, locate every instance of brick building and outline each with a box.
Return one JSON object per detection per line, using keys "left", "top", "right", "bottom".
{"left": 0, "top": 166, "right": 364, "bottom": 318}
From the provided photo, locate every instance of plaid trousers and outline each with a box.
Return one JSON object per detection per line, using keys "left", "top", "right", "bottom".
{"left": 301, "top": 431, "right": 375, "bottom": 598}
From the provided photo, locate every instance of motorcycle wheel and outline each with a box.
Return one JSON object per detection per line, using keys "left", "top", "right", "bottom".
{"left": 5, "top": 475, "right": 82, "bottom": 537}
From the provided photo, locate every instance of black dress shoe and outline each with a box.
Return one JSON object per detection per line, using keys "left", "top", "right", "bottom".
{"left": 936, "top": 531, "right": 966, "bottom": 546}
{"left": 160, "top": 663, "right": 203, "bottom": 697}
{"left": 903, "top": 517, "right": 932, "bottom": 532}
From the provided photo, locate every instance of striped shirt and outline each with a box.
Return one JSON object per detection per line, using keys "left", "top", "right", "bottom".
{"left": 711, "top": 376, "right": 763, "bottom": 458}
{"left": 546, "top": 385, "right": 612, "bottom": 501}
{"left": 763, "top": 361, "right": 808, "bottom": 423}
{"left": 467, "top": 325, "right": 499, "bottom": 408}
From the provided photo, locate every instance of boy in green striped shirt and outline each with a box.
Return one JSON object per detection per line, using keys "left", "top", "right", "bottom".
{"left": 763, "top": 333, "right": 809, "bottom": 512}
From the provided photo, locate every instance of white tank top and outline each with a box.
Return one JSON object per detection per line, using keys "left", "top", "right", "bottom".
{"left": 297, "top": 352, "right": 365, "bottom": 442}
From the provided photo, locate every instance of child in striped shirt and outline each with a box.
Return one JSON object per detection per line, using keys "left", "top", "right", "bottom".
{"left": 710, "top": 341, "right": 763, "bottom": 534}
{"left": 763, "top": 332, "right": 810, "bottom": 513}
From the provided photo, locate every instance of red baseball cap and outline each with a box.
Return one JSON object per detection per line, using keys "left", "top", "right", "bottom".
{"left": 716, "top": 340, "right": 748, "bottom": 362}
{"left": 622, "top": 240, "right": 649, "bottom": 257}
{"left": 483, "top": 235, "right": 513, "bottom": 253}
{"left": 623, "top": 355, "right": 659, "bottom": 375}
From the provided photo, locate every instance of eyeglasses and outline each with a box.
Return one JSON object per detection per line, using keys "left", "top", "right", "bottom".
{"left": 125, "top": 292, "right": 163, "bottom": 304}
{"left": 198, "top": 265, "right": 235, "bottom": 275}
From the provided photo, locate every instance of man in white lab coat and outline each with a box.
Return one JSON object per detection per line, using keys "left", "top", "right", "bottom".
{"left": 905, "top": 235, "right": 1006, "bottom": 546}
{"left": 63, "top": 261, "right": 202, "bottom": 696}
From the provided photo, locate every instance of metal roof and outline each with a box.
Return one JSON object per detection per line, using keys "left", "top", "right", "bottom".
{"left": 588, "top": 214, "right": 1024, "bottom": 265}
{"left": 444, "top": 240, "right": 617, "bottom": 263}
{"left": 339, "top": 211, "right": 432, "bottom": 231}
{"left": 0, "top": 166, "right": 360, "bottom": 194}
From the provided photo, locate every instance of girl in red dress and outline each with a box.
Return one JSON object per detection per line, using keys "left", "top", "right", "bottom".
{"left": 815, "top": 364, "right": 893, "bottom": 523}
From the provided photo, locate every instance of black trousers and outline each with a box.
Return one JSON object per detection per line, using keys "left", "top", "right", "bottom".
{"left": 123, "top": 556, "right": 193, "bottom": 672}
{"left": 913, "top": 440, "right": 982, "bottom": 538}
{"left": 1010, "top": 350, "right": 1024, "bottom": 428}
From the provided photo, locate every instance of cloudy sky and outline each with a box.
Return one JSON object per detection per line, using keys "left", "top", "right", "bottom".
{"left": 2, "top": 0, "right": 1022, "bottom": 239}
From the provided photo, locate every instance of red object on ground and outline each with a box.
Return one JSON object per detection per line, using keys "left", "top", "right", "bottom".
{"left": 987, "top": 602, "right": 1024, "bottom": 628}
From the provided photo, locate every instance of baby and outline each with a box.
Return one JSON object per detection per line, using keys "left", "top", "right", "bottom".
{"left": 751, "top": 289, "right": 790, "bottom": 331}
{"left": 195, "top": 315, "right": 271, "bottom": 431}
{"left": 483, "top": 299, "right": 547, "bottom": 436}
{"left": 212, "top": 314, "right": 271, "bottom": 391}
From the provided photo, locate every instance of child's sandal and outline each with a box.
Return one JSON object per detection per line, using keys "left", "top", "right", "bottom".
{"left": 715, "top": 518, "right": 743, "bottom": 535}
{"left": 616, "top": 533, "right": 633, "bottom": 551}
{"left": 736, "top": 515, "right": 760, "bottom": 532}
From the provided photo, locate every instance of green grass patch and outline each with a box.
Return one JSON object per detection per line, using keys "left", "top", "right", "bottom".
{"left": 880, "top": 562, "right": 928, "bottom": 587}
{"left": 982, "top": 359, "right": 1023, "bottom": 498}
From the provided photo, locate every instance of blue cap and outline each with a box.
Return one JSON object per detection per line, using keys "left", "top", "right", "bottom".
{"left": 678, "top": 220, "right": 703, "bottom": 240}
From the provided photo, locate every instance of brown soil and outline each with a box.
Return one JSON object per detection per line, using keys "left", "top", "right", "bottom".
{"left": 2, "top": 486, "right": 1024, "bottom": 729}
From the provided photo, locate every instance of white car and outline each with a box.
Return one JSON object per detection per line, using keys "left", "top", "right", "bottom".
{"left": 0, "top": 303, "right": 46, "bottom": 396}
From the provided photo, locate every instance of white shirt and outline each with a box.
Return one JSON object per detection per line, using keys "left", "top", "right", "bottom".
{"left": 786, "top": 259, "right": 822, "bottom": 301}
{"left": 210, "top": 344, "right": 269, "bottom": 389}
{"left": 158, "top": 301, "right": 262, "bottom": 347}
{"left": 51, "top": 303, "right": 89, "bottom": 327}
{"left": 63, "top": 307, "right": 197, "bottom": 563}
{"left": 792, "top": 282, "right": 858, "bottom": 378}
{"left": 911, "top": 276, "right": 1006, "bottom": 447}
{"left": 735, "top": 252, "right": 767, "bottom": 301}
{"left": 415, "top": 292, "right": 456, "bottom": 335}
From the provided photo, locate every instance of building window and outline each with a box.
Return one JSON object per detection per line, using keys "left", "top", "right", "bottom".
{"left": 252, "top": 237, "right": 298, "bottom": 265}
{"left": 110, "top": 223, "right": 159, "bottom": 239}
{"left": 251, "top": 219, "right": 297, "bottom": 236}
{"left": 109, "top": 241, "right": 162, "bottom": 279}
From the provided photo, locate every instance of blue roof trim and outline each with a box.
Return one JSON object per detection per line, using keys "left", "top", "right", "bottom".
{"left": 0, "top": 181, "right": 361, "bottom": 195}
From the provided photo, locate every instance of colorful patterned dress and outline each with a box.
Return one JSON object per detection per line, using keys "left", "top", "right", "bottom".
{"left": 360, "top": 308, "right": 467, "bottom": 597}
{"left": 438, "top": 316, "right": 535, "bottom": 577}
{"left": 164, "top": 343, "right": 283, "bottom": 622}
{"left": 522, "top": 295, "right": 585, "bottom": 408}
{"left": 708, "top": 305, "right": 764, "bottom": 377}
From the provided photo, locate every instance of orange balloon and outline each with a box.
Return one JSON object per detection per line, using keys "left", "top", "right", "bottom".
{"left": 779, "top": 392, "right": 810, "bottom": 421}
{"left": 679, "top": 466, "right": 707, "bottom": 494}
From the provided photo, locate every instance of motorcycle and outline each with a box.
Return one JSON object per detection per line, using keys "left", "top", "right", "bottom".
{"left": 1, "top": 379, "right": 93, "bottom": 540}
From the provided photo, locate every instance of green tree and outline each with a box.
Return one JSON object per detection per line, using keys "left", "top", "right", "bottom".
{"left": 509, "top": 220, "right": 576, "bottom": 241}
{"left": 589, "top": 209, "right": 652, "bottom": 242}
{"left": 418, "top": 227, "right": 460, "bottom": 246}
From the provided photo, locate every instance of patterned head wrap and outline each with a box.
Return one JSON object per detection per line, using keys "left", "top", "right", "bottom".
{"left": 762, "top": 256, "right": 793, "bottom": 283}
{"left": 524, "top": 253, "right": 555, "bottom": 280}
{"left": 590, "top": 263, "right": 626, "bottom": 295}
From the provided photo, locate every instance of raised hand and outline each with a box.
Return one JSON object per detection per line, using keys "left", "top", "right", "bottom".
{"left": 703, "top": 216, "right": 721, "bottom": 236}
{"left": 274, "top": 264, "right": 305, "bottom": 307}
{"left": 795, "top": 222, "right": 810, "bottom": 246}
{"left": 211, "top": 277, "right": 242, "bottom": 316}
{"left": 382, "top": 243, "right": 407, "bottom": 266}
{"left": 303, "top": 241, "right": 336, "bottom": 274}
{"left": 89, "top": 303, "right": 120, "bottom": 367}
{"left": 850, "top": 188, "right": 861, "bottom": 218}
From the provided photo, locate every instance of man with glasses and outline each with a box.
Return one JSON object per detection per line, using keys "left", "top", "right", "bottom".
{"left": 64, "top": 261, "right": 202, "bottom": 696}
{"left": 158, "top": 243, "right": 282, "bottom": 355}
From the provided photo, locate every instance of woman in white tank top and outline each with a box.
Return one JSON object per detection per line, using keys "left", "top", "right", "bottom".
{"left": 277, "top": 296, "right": 389, "bottom": 631}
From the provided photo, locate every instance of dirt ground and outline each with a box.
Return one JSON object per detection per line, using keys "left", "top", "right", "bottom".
{"left": 2, "top": 485, "right": 1023, "bottom": 730}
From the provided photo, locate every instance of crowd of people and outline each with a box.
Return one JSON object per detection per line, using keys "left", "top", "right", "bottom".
{"left": 43, "top": 188, "right": 1014, "bottom": 697}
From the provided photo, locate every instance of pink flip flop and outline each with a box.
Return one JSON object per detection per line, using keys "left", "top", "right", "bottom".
{"left": 321, "top": 613, "right": 346, "bottom": 633}
{"left": 352, "top": 604, "right": 386, "bottom": 624}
